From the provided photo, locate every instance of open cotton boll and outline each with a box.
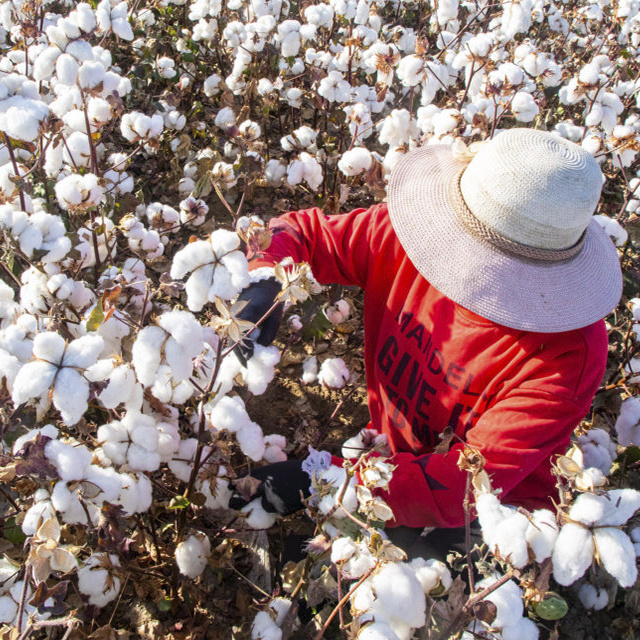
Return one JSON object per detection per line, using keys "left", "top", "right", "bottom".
{"left": 236, "top": 422, "right": 266, "bottom": 461}
{"left": 318, "top": 357, "right": 350, "bottom": 388}
{"left": 331, "top": 536, "right": 357, "bottom": 563}
{"left": 357, "top": 621, "right": 402, "bottom": 640}
{"left": 302, "top": 356, "right": 318, "bottom": 384}
{"left": 578, "top": 583, "right": 609, "bottom": 610}
{"left": 315, "top": 465, "right": 359, "bottom": 516}
{"left": 243, "top": 344, "right": 280, "bottom": 394}
{"left": 44, "top": 439, "right": 92, "bottom": 482}
{"left": 263, "top": 434, "right": 287, "bottom": 463}
{"left": 525, "top": 509, "right": 558, "bottom": 562}
{"left": 12, "top": 424, "right": 58, "bottom": 454}
{"left": 500, "top": 615, "right": 539, "bottom": 640}
{"left": 78, "top": 553, "right": 121, "bottom": 608}
{"left": 341, "top": 542, "right": 376, "bottom": 580}
{"left": 409, "top": 558, "right": 453, "bottom": 594}
{"left": 616, "top": 396, "right": 640, "bottom": 446}
{"left": 196, "top": 473, "right": 232, "bottom": 509}
{"left": 593, "top": 527, "right": 637, "bottom": 587}
{"left": 117, "top": 472, "right": 152, "bottom": 515}
{"left": 369, "top": 563, "right": 426, "bottom": 630}
{"left": 575, "top": 428, "right": 616, "bottom": 474}
{"left": 581, "top": 489, "right": 640, "bottom": 526}
{"left": 552, "top": 522, "right": 594, "bottom": 586}
{"left": 475, "top": 576, "right": 524, "bottom": 631}
{"left": 241, "top": 497, "right": 278, "bottom": 529}
{"left": 22, "top": 490, "right": 56, "bottom": 536}
{"left": 337, "top": 146, "right": 373, "bottom": 178}
{"left": 251, "top": 611, "right": 282, "bottom": 640}
{"left": 176, "top": 534, "right": 211, "bottom": 579}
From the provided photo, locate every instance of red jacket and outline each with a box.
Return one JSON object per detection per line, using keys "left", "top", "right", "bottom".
{"left": 250, "top": 204, "right": 608, "bottom": 528}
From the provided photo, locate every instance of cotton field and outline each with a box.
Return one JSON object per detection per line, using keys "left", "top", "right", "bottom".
{"left": 0, "top": 0, "right": 639, "bottom": 638}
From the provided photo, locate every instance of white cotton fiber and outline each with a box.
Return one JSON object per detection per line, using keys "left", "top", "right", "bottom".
{"left": 578, "top": 583, "right": 608, "bottom": 610}
{"left": 44, "top": 439, "right": 92, "bottom": 482}
{"left": 77, "top": 553, "right": 121, "bottom": 608}
{"left": 241, "top": 497, "right": 277, "bottom": 529}
{"left": 131, "top": 325, "right": 165, "bottom": 386}
{"left": 51, "top": 366, "right": 90, "bottom": 425}
{"left": 552, "top": 522, "right": 594, "bottom": 586}
{"left": 244, "top": 344, "right": 280, "bottom": 395}
{"left": 175, "top": 534, "right": 211, "bottom": 579}
{"left": 331, "top": 537, "right": 357, "bottom": 563}
{"left": 302, "top": 356, "right": 318, "bottom": 384}
{"left": 236, "top": 422, "right": 266, "bottom": 461}
{"left": 525, "top": 509, "right": 559, "bottom": 562}
{"left": 500, "top": 616, "right": 539, "bottom": 640}
{"left": 475, "top": 576, "right": 523, "bottom": 631}
{"left": 357, "top": 621, "right": 402, "bottom": 640}
{"left": 317, "top": 357, "right": 350, "bottom": 388}
{"left": 616, "top": 396, "right": 640, "bottom": 446}
{"left": 409, "top": 558, "right": 453, "bottom": 594}
{"left": 593, "top": 527, "right": 638, "bottom": 587}
{"left": 62, "top": 334, "right": 104, "bottom": 368}
{"left": 251, "top": 611, "right": 282, "bottom": 640}
{"left": 369, "top": 563, "right": 426, "bottom": 629}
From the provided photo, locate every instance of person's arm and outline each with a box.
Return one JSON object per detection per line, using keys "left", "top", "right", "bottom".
{"left": 249, "top": 204, "right": 386, "bottom": 288}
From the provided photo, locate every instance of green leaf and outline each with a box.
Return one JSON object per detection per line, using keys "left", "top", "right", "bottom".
{"left": 157, "top": 596, "right": 173, "bottom": 612}
{"left": 302, "top": 309, "right": 332, "bottom": 341}
{"left": 193, "top": 173, "right": 212, "bottom": 199}
{"left": 86, "top": 298, "right": 105, "bottom": 332}
{"left": 3, "top": 517, "right": 26, "bottom": 546}
{"left": 167, "top": 496, "right": 190, "bottom": 510}
{"left": 533, "top": 592, "right": 568, "bottom": 621}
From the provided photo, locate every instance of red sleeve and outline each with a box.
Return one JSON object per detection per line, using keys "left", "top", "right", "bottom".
{"left": 379, "top": 389, "right": 593, "bottom": 528}
{"left": 249, "top": 205, "right": 384, "bottom": 288}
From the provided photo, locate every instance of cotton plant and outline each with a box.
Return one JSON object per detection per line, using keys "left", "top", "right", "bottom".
{"left": 131, "top": 310, "right": 205, "bottom": 404}
{"left": 169, "top": 229, "right": 250, "bottom": 312}
{"left": 552, "top": 489, "right": 640, "bottom": 587}
{"left": 12, "top": 332, "right": 104, "bottom": 425}
{"left": 176, "top": 533, "right": 211, "bottom": 579}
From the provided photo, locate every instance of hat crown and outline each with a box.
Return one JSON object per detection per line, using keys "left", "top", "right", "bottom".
{"left": 459, "top": 129, "right": 603, "bottom": 250}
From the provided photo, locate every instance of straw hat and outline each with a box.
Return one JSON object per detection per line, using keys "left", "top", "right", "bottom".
{"left": 387, "top": 128, "right": 622, "bottom": 333}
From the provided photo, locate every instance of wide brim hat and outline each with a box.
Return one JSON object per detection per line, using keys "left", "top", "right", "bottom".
{"left": 387, "top": 131, "right": 623, "bottom": 333}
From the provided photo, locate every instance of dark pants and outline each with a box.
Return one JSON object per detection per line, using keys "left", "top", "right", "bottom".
{"left": 385, "top": 522, "right": 483, "bottom": 563}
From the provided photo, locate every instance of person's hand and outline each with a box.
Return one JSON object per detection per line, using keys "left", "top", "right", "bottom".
{"left": 229, "top": 460, "right": 311, "bottom": 515}
{"left": 234, "top": 277, "right": 284, "bottom": 366}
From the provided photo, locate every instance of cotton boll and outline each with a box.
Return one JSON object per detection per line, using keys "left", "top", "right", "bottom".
{"left": 12, "top": 424, "right": 58, "bottom": 454}
{"left": 263, "top": 434, "right": 287, "bottom": 463}
{"left": 236, "top": 422, "right": 266, "bottom": 461}
{"left": 45, "top": 439, "right": 92, "bottom": 481}
{"left": 22, "top": 491, "right": 56, "bottom": 535}
{"left": 593, "top": 527, "right": 637, "bottom": 587}
{"left": 302, "top": 356, "right": 318, "bottom": 384}
{"left": 241, "top": 497, "right": 277, "bottom": 529}
{"left": 552, "top": 522, "right": 594, "bottom": 586}
{"left": 338, "top": 148, "right": 373, "bottom": 177}
{"left": 578, "top": 583, "right": 608, "bottom": 610}
{"left": 341, "top": 542, "right": 376, "bottom": 579}
{"left": 475, "top": 576, "right": 523, "bottom": 631}
{"left": 118, "top": 473, "right": 152, "bottom": 515}
{"left": 251, "top": 611, "right": 282, "bottom": 640}
{"left": 78, "top": 553, "right": 121, "bottom": 608}
{"left": 243, "top": 344, "right": 280, "bottom": 394}
{"left": 369, "top": 563, "right": 426, "bottom": 629}
{"left": 525, "top": 509, "right": 558, "bottom": 562}
{"left": 410, "top": 558, "right": 452, "bottom": 594}
{"left": 500, "top": 615, "right": 539, "bottom": 640}
{"left": 51, "top": 366, "right": 90, "bottom": 425}
{"left": 318, "top": 357, "right": 350, "bottom": 388}
{"left": 593, "top": 215, "right": 628, "bottom": 247}
{"left": 176, "top": 534, "right": 211, "bottom": 579}
{"left": 196, "top": 473, "right": 232, "bottom": 509}
{"left": 357, "top": 621, "right": 401, "bottom": 640}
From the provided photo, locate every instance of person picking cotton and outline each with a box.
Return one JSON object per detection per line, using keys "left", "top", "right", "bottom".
{"left": 227, "top": 128, "right": 622, "bottom": 561}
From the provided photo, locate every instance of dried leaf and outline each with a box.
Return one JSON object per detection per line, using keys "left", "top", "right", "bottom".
{"left": 231, "top": 475, "right": 262, "bottom": 503}
{"left": 89, "top": 625, "right": 131, "bottom": 640}
{"left": 434, "top": 426, "right": 455, "bottom": 454}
